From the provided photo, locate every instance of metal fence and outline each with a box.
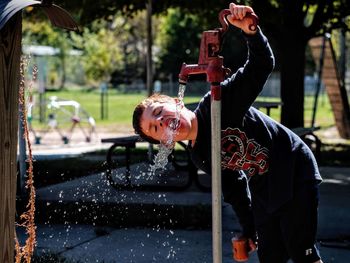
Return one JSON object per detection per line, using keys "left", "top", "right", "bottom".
{"left": 112, "top": 70, "right": 350, "bottom": 98}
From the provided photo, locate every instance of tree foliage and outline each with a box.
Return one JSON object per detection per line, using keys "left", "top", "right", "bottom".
{"left": 60, "top": 0, "right": 235, "bottom": 25}
{"left": 23, "top": 9, "right": 160, "bottom": 88}
{"left": 69, "top": 10, "right": 163, "bottom": 87}
{"left": 155, "top": 8, "right": 204, "bottom": 80}
{"left": 25, "top": 0, "right": 350, "bottom": 126}
{"left": 154, "top": 8, "right": 251, "bottom": 81}
{"left": 22, "top": 19, "right": 73, "bottom": 89}
{"left": 248, "top": 0, "right": 350, "bottom": 127}
{"left": 70, "top": 20, "right": 122, "bottom": 86}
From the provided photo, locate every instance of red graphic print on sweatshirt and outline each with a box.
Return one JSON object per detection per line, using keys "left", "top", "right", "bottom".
{"left": 221, "top": 128, "right": 269, "bottom": 176}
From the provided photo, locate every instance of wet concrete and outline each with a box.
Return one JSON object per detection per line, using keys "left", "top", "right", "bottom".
{"left": 15, "top": 165, "right": 350, "bottom": 262}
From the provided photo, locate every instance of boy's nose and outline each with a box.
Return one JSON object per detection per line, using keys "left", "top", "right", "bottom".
{"left": 157, "top": 117, "right": 164, "bottom": 127}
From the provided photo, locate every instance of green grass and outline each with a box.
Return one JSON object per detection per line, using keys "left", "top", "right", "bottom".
{"left": 256, "top": 93, "right": 334, "bottom": 128}
{"left": 304, "top": 94, "right": 334, "bottom": 128}
{"left": 30, "top": 89, "right": 202, "bottom": 130}
{"left": 29, "top": 88, "right": 335, "bottom": 130}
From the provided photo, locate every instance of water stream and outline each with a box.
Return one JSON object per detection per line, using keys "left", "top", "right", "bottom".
{"left": 148, "top": 84, "right": 186, "bottom": 174}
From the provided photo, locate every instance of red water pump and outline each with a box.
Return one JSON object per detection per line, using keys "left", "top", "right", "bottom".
{"left": 177, "top": 8, "right": 258, "bottom": 263}
{"left": 178, "top": 9, "right": 258, "bottom": 91}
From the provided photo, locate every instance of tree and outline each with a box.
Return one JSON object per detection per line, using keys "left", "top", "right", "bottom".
{"left": 107, "top": 10, "right": 161, "bottom": 86}
{"left": 155, "top": 8, "right": 203, "bottom": 80}
{"left": 22, "top": 20, "right": 74, "bottom": 90}
{"left": 59, "top": 0, "right": 350, "bottom": 126}
{"left": 70, "top": 20, "right": 123, "bottom": 87}
{"left": 250, "top": 0, "right": 350, "bottom": 128}
{"left": 155, "top": 7, "right": 249, "bottom": 82}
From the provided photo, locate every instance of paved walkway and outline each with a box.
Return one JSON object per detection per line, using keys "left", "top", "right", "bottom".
{"left": 15, "top": 164, "right": 350, "bottom": 262}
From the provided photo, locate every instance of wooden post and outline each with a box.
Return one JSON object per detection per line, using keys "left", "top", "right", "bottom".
{"left": 0, "top": 12, "right": 22, "bottom": 263}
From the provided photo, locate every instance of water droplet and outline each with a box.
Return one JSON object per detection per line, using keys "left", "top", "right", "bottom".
{"left": 149, "top": 84, "right": 186, "bottom": 174}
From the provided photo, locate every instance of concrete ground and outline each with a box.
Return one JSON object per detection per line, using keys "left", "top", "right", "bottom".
{"left": 17, "top": 165, "right": 350, "bottom": 263}
{"left": 16, "top": 129, "right": 350, "bottom": 262}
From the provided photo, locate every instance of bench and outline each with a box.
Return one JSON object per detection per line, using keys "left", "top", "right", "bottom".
{"left": 101, "top": 135, "right": 208, "bottom": 191}
{"left": 253, "top": 101, "right": 282, "bottom": 116}
{"left": 292, "top": 126, "right": 321, "bottom": 159}
{"left": 101, "top": 128, "right": 321, "bottom": 192}
{"left": 101, "top": 135, "right": 141, "bottom": 187}
{"left": 186, "top": 101, "right": 282, "bottom": 117}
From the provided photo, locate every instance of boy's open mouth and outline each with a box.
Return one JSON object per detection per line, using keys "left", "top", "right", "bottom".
{"left": 166, "top": 118, "right": 180, "bottom": 131}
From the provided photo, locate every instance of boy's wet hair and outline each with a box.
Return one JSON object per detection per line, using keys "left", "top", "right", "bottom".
{"left": 132, "top": 93, "right": 174, "bottom": 144}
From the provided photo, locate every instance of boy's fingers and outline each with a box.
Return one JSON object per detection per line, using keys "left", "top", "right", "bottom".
{"left": 233, "top": 7, "right": 239, "bottom": 19}
{"left": 227, "top": 2, "right": 257, "bottom": 34}
{"left": 229, "top": 3, "right": 237, "bottom": 19}
{"left": 248, "top": 239, "right": 257, "bottom": 252}
{"left": 229, "top": 2, "right": 236, "bottom": 12}
{"left": 246, "top": 6, "right": 254, "bottom": 13}
{"left": 237, "top": 8, "right": 244, "bottom": 20}
{"left": 229, "top": 3, "right": 254, "bottom": 20}
{"left": 241, "top": 8, "right": 247, "bottom": 19}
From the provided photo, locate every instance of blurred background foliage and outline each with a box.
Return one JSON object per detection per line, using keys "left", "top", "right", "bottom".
{"left": 21, "top": 0, "right": 350, "bottom": 129}
{"left": 22, "top": 0, "right": 350, "bottom": 90}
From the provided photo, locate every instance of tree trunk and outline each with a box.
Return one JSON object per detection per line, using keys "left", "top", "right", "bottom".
{"left": 0, "top": 13, "right": 22, "bottom": 263}
{"left": 280, "top": 28, "right": 307, "bottom": 128}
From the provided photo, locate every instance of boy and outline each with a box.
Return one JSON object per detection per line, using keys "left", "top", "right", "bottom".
{"left": 133, "top": 3, "right": 323, "bottom": 263}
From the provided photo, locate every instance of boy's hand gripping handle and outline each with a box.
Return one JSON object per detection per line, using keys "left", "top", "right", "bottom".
{"left": 219, "top": 9, "right": 259, "bottom": 34}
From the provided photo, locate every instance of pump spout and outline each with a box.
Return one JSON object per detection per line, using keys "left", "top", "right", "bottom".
{"left": 178, "top": 58, "right": 230, "bottom": 85}
{"left": 178, "top": 63, "right": 208, "bottom": 84}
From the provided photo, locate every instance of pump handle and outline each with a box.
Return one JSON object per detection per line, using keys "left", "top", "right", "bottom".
{"left": 219, "top": 9, "right": 259, "bottom": 33}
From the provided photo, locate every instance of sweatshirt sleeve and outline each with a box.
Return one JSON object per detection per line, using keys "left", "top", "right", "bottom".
{"left": 222, "top": 170, "right": 256, "bottom": 239}
{"left": 221, "top": 27, "right": 275, "bottom": 122}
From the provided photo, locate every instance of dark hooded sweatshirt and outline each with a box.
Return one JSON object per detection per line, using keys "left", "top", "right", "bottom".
{"left": 189, "top": 28, "right": 322, "bottom": 237}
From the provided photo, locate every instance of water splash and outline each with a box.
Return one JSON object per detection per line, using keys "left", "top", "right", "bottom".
{"left": 171, "top": 83, "right": 186, "bottom": 131}
{"left": 149, "top": 143, "right": 173, "bottom": 174}
{"left": 149, "top": 84, "right": 186, "bottom": 174}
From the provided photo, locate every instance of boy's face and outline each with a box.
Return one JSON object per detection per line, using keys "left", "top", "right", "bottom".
{"left": 140, "top": 99, "right": 194, "bottom": 143}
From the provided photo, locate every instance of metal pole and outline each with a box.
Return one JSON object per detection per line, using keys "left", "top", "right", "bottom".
{"left": 106, "top": 88, "right": 108, "bottom": 119}
{"left": 311, "top": 35, "right": 327, "bottom": 128}
{"left": 100, "top": 82, "right": 108, "bottom": 120}
{"left": 211, "top": 83, "right": 222, "bottom": 263}
{"left": 37, "top": 57, "right": 46, "bottom": 123}
{"left": 100, "top": 91, "right": 104, "bottom": 120}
